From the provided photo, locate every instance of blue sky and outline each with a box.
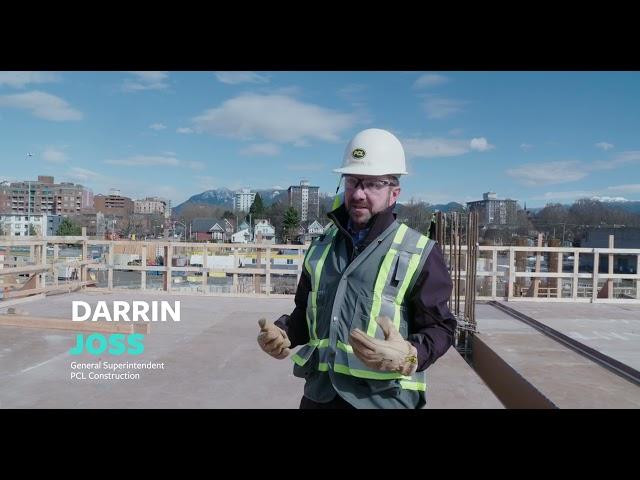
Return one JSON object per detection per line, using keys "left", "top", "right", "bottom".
{"left": 1, "top": 71, "right": 639, "bottom": 208}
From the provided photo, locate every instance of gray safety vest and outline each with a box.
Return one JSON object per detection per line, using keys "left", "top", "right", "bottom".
{"left": 292, "top": 220, "right": 437, "bottom": 409}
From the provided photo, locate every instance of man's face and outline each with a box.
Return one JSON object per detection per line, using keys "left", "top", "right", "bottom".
{"left": 343, "top": 175, "right": 401, "bottom": 228}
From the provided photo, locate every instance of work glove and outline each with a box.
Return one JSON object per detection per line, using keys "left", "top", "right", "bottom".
{"left": 349, "top": 316, "right": 418, "bottom": 376}
{"left": 257, "top": 318, "right": 291, "bottom": 359}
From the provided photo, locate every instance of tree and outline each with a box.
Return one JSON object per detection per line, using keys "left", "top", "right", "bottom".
{"left": 28, "top": 224, "right": 37, "bottom": 236}
{"left": 266, "top": 200, "right": 287, "bottom": 241}
{"left": 249, "top": 193, "right": 265, "bottom": 216}
{"left": 318, "top": 193, "right": 335, "bottom": 220}
{"left": 57, "top": 218, "right": 82, "bottom": 236}
{"left": 177, "top": 203, "right": 225, "bottom": 226}
{"left": 395, "top": 199, "right": 434, "bottom": 234}
{"left": 283, "top": 206, "right": 300, "bottom": 243}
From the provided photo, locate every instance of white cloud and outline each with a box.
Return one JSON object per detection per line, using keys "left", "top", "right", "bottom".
{"left": 214, "top": 72, "right": 270, "bottom": 84}
{"left": 42, "top": 146, "right": 68, "bottom": 163}
{"left": 615, "top": 151, "right": 640, "bottom": 162}
{"left": 66, "top": 167, "right": 103, "bottom": 182}
{"left": 0, "top": 71, "right": 61, "bottom": 88}
{"left": 122, "top": 72, "right": 169, "bottom": 92}
{"left": 196, "top": 176, "right": 218, "bottom": 191}
{"left": 402, "top": 136, "right": 494, "bottom": 159}
{"left": 0, "top": 90, "right": 83, "bottom": 121}
{"left": 104, "top": 155, "right": 203, "bottom": 170}
{"left": 115, "top": 180, "right": 185, "bottom": 204}
{"left": 506, "top": 161, "right": 587, "bottom": 186}
{"left": 403, "top": 138, "right": 470, "bottom": 158}
{"left": 532, "top": 190, "right": 598, "bottom": 201}
{"left": 149, "top": 123, "right": 166, "bottom": 131}
{"left": 186, "top": 161, "right": 205, "bottom": 170}
{"left": 413, "top": 74, "right": 449, "bottom": 89}
{"left": 269, "top": 86, "right": 303, "bottom": 96}
{"left": 106, "top": 155, "right": 180, "bottom": 167}
{"left": 536, "top": 192, "right": 630, "bottom": 203}
{"left": 590, "top": 151, "right": 640, "bottom": 171}
{"left": 338, "top": 84, "right": 368, "bottom": 103}
{"left": 518, "top": 151, "right": 640, "bottom": 189}
{"left": 240, "top": 143, "right": 281, "bottom": 156}
{"left": 606, "top": 184, "right": 640, "bottom": 194}
{"left": 520, "top": 143, "right": 534, "bottom": 150}
{"left": 191, "top": 93, "right": 358, "bottom": 144}
{"left": 422, "top": 95, "right": 467, "bottom": 119}
{"left": 470, "top": 137, "right": 494, "bottom": 152}
{"left": 177, "top": 127, "right": 194, "bottom": 134}
{"left": 595, "top": 141, "right": 614, "bottom": 151}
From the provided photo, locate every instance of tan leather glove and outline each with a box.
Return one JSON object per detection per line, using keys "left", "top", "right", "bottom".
{"left": 257, "top": 318, "right": 291, "bottom": 360}
{"left": 349, "top": 316, "right": 418, "bottom": 376}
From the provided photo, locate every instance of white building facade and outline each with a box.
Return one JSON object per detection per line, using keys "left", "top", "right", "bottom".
{"left": 234, "top": 189, "right": 256, "bottom": 212}
{"left": 0, "top": 213, "right": 48, "bottom": 236}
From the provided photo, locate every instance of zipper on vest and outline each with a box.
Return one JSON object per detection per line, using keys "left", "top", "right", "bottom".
{"left": 328, "top": 211, "right": 358, "bottom": 261}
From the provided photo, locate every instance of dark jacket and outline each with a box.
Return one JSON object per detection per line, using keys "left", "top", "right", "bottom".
{"left": 276, "top": 203, "right": 457, "bottom": 372}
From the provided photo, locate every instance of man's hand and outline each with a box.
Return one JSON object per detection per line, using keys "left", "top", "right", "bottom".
{"left": 349, "top": 316, "right": 418, "bottom": 376}
{"left": 257, "top": 318, "right": 291, "bottom": 359}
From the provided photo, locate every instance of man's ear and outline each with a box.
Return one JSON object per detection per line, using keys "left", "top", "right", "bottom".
{"left": 388, "top": 187, "right": 401, "bottom": 206}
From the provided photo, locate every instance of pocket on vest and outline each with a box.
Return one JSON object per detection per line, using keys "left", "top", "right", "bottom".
{"left": 293, "top": 348, "right": 318, "bottom": 379}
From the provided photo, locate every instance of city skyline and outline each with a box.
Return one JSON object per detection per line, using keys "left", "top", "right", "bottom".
{"left": 1, "top": 71, "right": 639, "bottom": 208}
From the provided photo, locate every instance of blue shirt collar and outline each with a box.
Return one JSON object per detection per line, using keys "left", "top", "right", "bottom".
{"left": 347, "top": 218, "right": 370, "bottom": 247}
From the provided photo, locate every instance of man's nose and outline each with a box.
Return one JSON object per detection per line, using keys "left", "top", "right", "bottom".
{"left": 350, "top": 187, "right": 367, "bottom": 202}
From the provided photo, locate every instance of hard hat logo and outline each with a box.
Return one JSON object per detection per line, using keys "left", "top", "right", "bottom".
{"left": 351, "top": 148, "right": 366, "bottom": 160}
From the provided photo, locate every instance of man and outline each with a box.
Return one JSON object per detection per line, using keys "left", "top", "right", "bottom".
{"left": 257, "top": 128, "right": 456, "bottom": 409}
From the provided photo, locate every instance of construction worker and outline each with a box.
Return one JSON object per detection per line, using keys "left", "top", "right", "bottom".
{"left": 257, "top": 128, "right": 456, "bottom": 409}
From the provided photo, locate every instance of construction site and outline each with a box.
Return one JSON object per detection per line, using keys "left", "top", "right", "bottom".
{"left": 1, "top": 213, "right": 639, "bottom": 409}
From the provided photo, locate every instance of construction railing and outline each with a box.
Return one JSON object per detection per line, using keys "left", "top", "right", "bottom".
{"left": 441, "top": 244, "right": 640, "bottom": 304}
{"left": 1, "top": 236, "right": 639, "bottom": 303}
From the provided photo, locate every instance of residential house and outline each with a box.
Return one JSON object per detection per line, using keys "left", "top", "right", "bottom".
{"left": 191, "top": 218, "right": 234, "bottom": 242}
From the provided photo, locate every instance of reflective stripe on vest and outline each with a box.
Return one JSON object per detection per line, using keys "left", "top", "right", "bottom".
{"left": 292, "top": 223, "right": 433, "bottom": 393}
{"left": 303, "top": 227, "right": 338, "bottom": 341}
{"left": 292, "top": 338, "right": 425, "bottom": 391}
{"left": 367, "top": 226, "right": 432, "bottom": 336}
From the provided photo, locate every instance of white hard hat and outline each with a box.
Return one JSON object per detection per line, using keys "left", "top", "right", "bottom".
{"left": 333, "top": 128, "right": 408, "bottom": 176}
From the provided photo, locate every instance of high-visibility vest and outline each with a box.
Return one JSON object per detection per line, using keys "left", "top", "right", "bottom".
{"left": 292, "top": 220, "right": 437, "bottom": 409}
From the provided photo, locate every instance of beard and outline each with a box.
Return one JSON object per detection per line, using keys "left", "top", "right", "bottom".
{"left": 348, "top": 204, "right": 373, "bottom": 227}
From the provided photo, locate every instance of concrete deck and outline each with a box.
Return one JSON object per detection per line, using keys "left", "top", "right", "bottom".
{"left": 491, "top": 302, "right": 640, "bottom": 371}
{"left": 476, "top": 302, "right": 640, "bottom": 408}
{"left": 0, "top": 292, "right": 501, "bottom": 409}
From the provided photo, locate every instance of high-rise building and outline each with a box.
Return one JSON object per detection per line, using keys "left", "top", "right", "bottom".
{"left": 94, "top": 190, "right": 134, "bottom": 232}
{"left": 2, "top": 175, "right": 91, "bottom": 216}
{"left": 134, "top": 197, "right": 170, "bottom": 216}
{"left": 466, "top": 192, "right": 518, "bottom": 227}
{"left": 0, "top": 181, "right": 11, "bottom": 213}
{"left": 234, "top": 189, "right": 256, "bottom": 212}
{"left": 288, "top": 180, "right": 319, "bottom": 222}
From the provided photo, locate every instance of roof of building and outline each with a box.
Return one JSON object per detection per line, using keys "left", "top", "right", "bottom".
{"left": 191, "top": 218, "right": 230, "bottom": 233}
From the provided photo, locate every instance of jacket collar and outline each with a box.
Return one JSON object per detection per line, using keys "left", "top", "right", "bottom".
{"left": 327, "top": 202, "right": 397, "bottom": 249}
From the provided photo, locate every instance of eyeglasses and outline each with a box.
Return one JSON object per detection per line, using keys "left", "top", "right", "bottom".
{"left": 343, "top": 176, "right": 397, "bottom": 192}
